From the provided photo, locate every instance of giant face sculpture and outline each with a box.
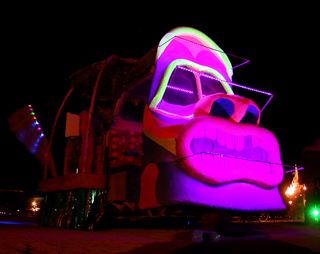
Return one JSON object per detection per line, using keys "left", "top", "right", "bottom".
{"left": 139, "top": 27, "right": 285, "bottom": 211}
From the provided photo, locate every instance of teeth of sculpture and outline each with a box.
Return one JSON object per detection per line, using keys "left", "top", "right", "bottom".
{"left": 201, "top": 153, "right": 214, "bottom": 165}
{"left": 203, "top": 155, "right": 271, "bottom": 177}
{"left": 213, "top": 154, "right": 225, "bottom": 169}
{"left": 235, "top": 135, "right": 244, "bottom": 151}
{"left": 206, "top": 128, "right": 217, "bottom": 140}
{"left": 177, "top": 116, "right": 283, "bottom": 188}
{"left": 217, "top": 129, "right": 225, "bottom": 146}
{"left": 192, "top": 128, "right": 267, "bottom": 161}
{"left": 225, "top": 133, "right": 234, "bottom": 150}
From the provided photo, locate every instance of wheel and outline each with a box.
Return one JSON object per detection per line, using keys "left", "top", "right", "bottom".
{"left": 201, "top": 212, "right": 220, "bottom": 231}
{"left": 201, "top": 211, "right": 232, "bottom": 234}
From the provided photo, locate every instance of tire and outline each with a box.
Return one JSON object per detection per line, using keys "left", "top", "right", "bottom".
{"left": 201, "top": 211, "right": 232, "bottom": 235}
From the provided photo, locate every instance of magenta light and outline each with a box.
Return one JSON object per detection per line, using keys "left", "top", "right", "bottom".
{"left": 167, "top": 85, "right": 210, "bottom": 97}
{"left": 141, "top": 27, "right": 285, "bottom": 211}
{"left": 176, "top": 115, "right": 284, "bottom": 188}
{"left": 8, "top": 105, "right": 49, "bottom": 166}
{"left": 284, "top": 167, "right": 304, "bottom": 174}
{"left": 167, "top": 85, "right": 194, "bottom": 94}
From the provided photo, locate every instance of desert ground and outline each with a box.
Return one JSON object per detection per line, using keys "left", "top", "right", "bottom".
{"left": 0, "top": 216, "right": 319, "bottom": 253}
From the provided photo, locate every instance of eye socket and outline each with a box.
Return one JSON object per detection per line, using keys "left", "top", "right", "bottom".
{"left": 209, "top": 98, "right": 235, "bottom": 119}
{"left": 162, "top": 67, "right": 198, "bottom": 106}
{"left": 240, "top": 105, "right": 260, "bottom": 125}
{"left": 200, "top": 75, "right": 226, "bottom": 97}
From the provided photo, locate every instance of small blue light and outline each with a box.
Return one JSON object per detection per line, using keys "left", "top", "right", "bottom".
{"left": 0, "top": 221, "right": 36, "bottom": 225}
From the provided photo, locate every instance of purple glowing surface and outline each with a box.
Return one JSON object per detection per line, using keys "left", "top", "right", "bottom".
{"left": 0, "top": 220, "right": 36, "bottom": 225}
{"left": 8, "top": 105, "right": 49, "bottom": 164}
{"left": 176, "top": 178, "right": 286, "bottom": 211}
{"left": 144, "top": 27, "right": 285, "bottom": 211}
{"left": 154, "top": 155, "right": 286, "bottom": 211}
{"left": 176, "top": 116, "right": 283, "bottom": 188}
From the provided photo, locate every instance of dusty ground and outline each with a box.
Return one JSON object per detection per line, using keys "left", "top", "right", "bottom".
{"left": 0, "top": 216, "right": 319, "bottom": 253}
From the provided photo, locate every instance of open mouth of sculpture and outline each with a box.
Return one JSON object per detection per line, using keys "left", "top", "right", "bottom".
{"left": 176, "top": 116, "right": 283, "bottom": 188}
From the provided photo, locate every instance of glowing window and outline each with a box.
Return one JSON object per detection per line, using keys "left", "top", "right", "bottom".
{"left": 200, "top": 74, "right": 226, "bottom": 97}
{"left": 157, "top": 66, "right": 227, "bottom": 116}
{"left": 162, "top": 67, "right": 198, "bottom": 106}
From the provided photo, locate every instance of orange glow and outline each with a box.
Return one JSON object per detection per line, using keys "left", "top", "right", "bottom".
{"left": 285, "top": 169, "right": 299, "bottom": 196}
{"left": 286, "top": 183, "right": 296, "bottom": 196}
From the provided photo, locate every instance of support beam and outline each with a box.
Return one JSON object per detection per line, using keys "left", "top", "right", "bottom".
{"left": 44, "top": 86, "right": 75, "bottom": 179}
{"left": 81, "top": 61, "right": 108, "bottom": 173}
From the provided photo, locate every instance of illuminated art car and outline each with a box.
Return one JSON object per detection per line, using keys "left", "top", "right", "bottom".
{"left": 107, "top": 27, "right": 285, "bottom": 212}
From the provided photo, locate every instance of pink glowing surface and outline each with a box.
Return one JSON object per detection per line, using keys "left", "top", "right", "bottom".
{"left": 176, "top": 116, "right": 283, "bottom": 188}
{"left": 143, "top": 27, "right": 285, "bottom": 211}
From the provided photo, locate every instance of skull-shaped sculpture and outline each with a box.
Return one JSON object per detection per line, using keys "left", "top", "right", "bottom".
{"left": 139, "top": 27, "right": 285, "bottom": 211}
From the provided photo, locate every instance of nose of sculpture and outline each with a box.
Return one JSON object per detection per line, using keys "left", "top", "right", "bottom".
{"left": 193, "top": 93, "right": 261, "bottom": 125}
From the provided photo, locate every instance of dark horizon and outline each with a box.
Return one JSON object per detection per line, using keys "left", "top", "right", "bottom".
{"left": 3, "top": 7, "right": 319, "bottom": 192}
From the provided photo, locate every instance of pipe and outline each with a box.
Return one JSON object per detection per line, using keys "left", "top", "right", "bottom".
{"left": 43, "top": 86, "right": 75, "bottom": 179}
{"left": 81, "top": 61, "right": 107, "bottom": 173}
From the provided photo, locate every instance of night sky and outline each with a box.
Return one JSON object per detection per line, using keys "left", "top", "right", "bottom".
{"left": 2, "top": 5, "right": 319, "bottom": 192}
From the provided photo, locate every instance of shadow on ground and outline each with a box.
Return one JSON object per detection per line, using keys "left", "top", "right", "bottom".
{"left": 118, "top": 229, "right": 316, "bottom": 254}
{"left": 95, "top": 217, "right": 317, "bottom": 253}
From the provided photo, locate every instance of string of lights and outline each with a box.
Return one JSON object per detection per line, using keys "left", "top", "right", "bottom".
{"left": 176, "top": 65, "right": 274, "bottom": 112}
{"left": 174, "top": 151, "right": 303, "bottom": 171}
{"left": 27, "top": 105, "right": 46, "bottom": 154}
{"left": 167, "top": 85, "right": 194, "bottom": 94}
{"left": 160, "top": 35, "right": 251, "bottom": 69}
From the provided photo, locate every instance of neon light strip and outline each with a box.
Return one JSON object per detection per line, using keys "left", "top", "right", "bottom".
{"left": 173, "top": 36, "right": 251, "bottom": 69}
{"left": 177, "top": 66, "right": 274, "bottom": 112}
{"left": 28, "top": 104, "right": 46, "bottom": 143}
{"left": 149, "top": 59, "right": 234, "bottom": 110}
{"left": 158, "top": 35, "right": 250, "bottom": 70}
{"left": 284, "top": 167, "right": 304, "bottom": 173}
{"left": 167, "top": 85, "right": 193, "bottom": 94}
{"left": 175, "top": 151, "right": 303, "bottom": 169}
{"left": 167, "top": 85, "right": 209, "bottom": 97}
